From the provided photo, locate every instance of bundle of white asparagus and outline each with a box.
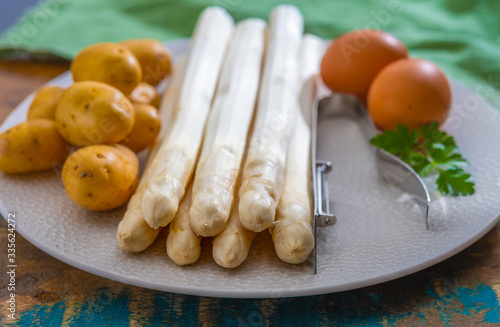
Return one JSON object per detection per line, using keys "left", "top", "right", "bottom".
{"left": 117, "top": 5, "right": 327, "bottom": 268}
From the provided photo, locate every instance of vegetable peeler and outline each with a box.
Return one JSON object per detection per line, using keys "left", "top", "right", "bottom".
{"left": 311, "top": 94, "right": 431, "bottom": 274}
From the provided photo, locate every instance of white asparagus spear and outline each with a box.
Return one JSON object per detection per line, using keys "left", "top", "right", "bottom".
{"left": 141, "top": 7, "right": 235, "bottom": 229}
{"left": 298, "top": 34, "right": 328, "bottom": 126}
{"left": 238, "top": 5, "right": 303, "bottom": 232}
{"left": 213, "top": 197, "right": 256, "bottom": 268}
{"left": 189, "top": 19, "right": 266, "bottom": 237}
{"left": 166, "top": 185, "right": 201, "bottom": 265}
{"left": 270, "top": 34, "right": 326, "bottom": 264}
{"left": 117, "top": 57, "right": 187, "bottom": 252}
{"left": 117, "top": 177, "right": 160, "bottom": 253}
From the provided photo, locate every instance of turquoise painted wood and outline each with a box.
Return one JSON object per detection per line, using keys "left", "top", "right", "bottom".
{"left": 2, "top": 282, "right": 500, "bottom": 326}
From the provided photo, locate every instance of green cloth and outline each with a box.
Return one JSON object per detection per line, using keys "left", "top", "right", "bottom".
{"left": 1, "top": 0, "right": 499, "bottom": 109}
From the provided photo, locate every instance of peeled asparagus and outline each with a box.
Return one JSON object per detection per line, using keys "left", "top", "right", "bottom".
{"left": 270, "top": 34, "right": 326, "bottom": 264}
{"left": 141, "top": 7, "right": 235, "bottom": 229}
{"left": 117, "top": 177, "right": 160, "bottom": 252}
{"left": 213, "top": 198, "right": 256, "bottom": 268}
{"left": 117, "top": 57, "right": 187, "bottom": 252}
{"left": 189, "top": 19, "right": 266, "bottom": 237}
{"left": 166, "top": 185, "right": 202, "bottom": 265}
{"left": 238, "top": 5, "right": 304, "bottom": 232}
{"left": 298, "top": 34, "right": 328, "bottom": 127}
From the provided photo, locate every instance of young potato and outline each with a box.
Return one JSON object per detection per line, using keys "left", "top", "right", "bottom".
{"left": 120, "top": 103, "right": 161, "bottom": 153}
{"left": 71, "top": 42, "right": 142, "bottom": 95}
{"left": 120, "top": 39, "right": 172, "bottom": 86}
{"left": 55, "top": 81, "right": 135, "bottom": 146}
{"left": 27, "top": 85, "right": 65, "bottom": 120}
{"left": 0, "top": 119, "right": 70, "bottom": 174}
{"left": 62, "top": 144, "right": 139, "bottom": 211}
{"left": 128, "top": 82, "right": 160, "bottom": 108}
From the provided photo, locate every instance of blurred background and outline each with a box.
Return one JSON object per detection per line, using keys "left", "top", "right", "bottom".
{"left": 0, "top": 0, "right": 39, "bottom": 33}
{"left": 1, "top": 0, "right": 499, "bottom": 107}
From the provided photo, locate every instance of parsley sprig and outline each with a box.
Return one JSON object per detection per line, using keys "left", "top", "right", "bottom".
{"left": 369, "top": 122, "right": 475, "bottom": 196}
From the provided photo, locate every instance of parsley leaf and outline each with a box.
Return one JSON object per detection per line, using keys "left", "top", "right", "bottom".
{"left": 420, "top": 122, "right": 456, "bottom": 150}
{"left": 408, "top": 152, "right": 432, "bottom": 176}
{"left": 436, "top": 168, "right": 475, "bottom": 196}
{"left": 369, "top": 124, "right": 420, "bottom": 162}
{"left": 370, "top": 123, "right": 475, "bottom": 196}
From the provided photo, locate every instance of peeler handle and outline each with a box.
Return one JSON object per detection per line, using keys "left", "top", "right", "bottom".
{"left": 314, "top": 161, "right": 336, "bottom": 227}
{"left": 313, "top": 160, "right": 336, "bottom": 275}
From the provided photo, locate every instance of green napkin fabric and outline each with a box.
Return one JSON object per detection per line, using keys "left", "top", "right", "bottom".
{"left": 1, "top": 0, "right": 499, "bottom": 109}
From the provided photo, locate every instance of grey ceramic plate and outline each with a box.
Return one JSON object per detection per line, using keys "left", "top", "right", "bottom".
{"left": 1, "top": 39, "right": 499, "bottom": 298}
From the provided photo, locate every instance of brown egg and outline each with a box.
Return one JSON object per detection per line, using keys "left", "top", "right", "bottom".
{"left": 320, "top": 29, "right": 408, "bottom": 102}
{"left": 368, "top": 58, "right": 452, "bottom": 131}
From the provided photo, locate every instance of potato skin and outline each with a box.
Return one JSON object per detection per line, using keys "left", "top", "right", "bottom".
{"left": 27, "top": 86, "right": 65, "bottom": 120}
{"left": 129, "top": 82, "right": 160, "bottom": 108}
{"left": 62, "top": 144, "right": 139, "bottom": 211}
{"left": 71, "top": 42, "right": 142, "bottom": 95}
{"left": 55, "top": 81, "right": 135, "bottom": 146}
{"left": 121, "top": 103, "right": 161, "bottom": 153}
{"left": 120, "top": 39, "right": 172, "bottom": 86}
{"left": 0, "top": 119, "right": 70, "bottom": 174}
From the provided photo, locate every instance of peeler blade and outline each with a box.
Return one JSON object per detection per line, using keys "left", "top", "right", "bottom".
{"left": 375, "top": 149, "right": 431, "bottom": 229}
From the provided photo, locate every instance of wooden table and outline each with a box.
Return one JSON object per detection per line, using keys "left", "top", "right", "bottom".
{"left": 0, "top": 60, "right": 499, "bottom": 326}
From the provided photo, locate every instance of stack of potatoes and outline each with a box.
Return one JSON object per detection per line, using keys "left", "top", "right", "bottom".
{"left": 0, "top": 39, "right": 172, "bottom": 211}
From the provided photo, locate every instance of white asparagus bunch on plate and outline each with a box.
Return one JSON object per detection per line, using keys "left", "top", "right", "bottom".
{"left": 117, "top": 57, "right": 187, "bottom": 252}
{"left": 166, "top": 185, "right": 202, "bottom": 265}
{"left": 189, "top": 18, "right": 266, "bottom": 237}
{"left": 141, "top": 7, "right": 235, "bottom": 229}
{"left": 270, "top": 34, "right": 326, "bottom": 264}
{"left": 238, "top": 5, "right": 304, "bottom": 232}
